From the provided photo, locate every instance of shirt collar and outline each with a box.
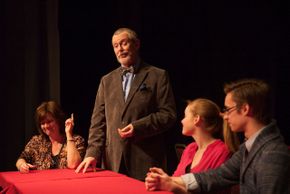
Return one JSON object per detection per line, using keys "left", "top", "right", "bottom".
{"left": 245, "top": 126, "right": 266, "bottom": 152}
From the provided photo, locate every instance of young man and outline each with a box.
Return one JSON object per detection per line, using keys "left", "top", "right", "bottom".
{"left": 146, "top": 78, "right": 290, "bottom": 194}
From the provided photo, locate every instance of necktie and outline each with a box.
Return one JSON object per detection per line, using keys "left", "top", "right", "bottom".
{"left": 121, "top": 66, "right": 134, "bottom": 75}
{"left": 122, "top": 66, "right": 134, "bottom": 101}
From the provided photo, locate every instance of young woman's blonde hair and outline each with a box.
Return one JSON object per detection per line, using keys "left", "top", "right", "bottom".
{"left": 187, "top": 98, "right": 239, "bottom": 153}
{"left": 223, "top": 122, "right": 240, "bottom": 153}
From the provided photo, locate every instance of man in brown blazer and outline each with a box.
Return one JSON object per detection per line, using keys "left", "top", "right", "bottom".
{"left": 76, "top": 27, "right": 177, "bottom": 180}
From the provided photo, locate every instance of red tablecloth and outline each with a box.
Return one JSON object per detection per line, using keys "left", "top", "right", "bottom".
{"left": 0, "top": 169, "right": 172, "bottom": 194}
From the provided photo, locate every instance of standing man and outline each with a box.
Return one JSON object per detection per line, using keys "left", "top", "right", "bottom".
{"left": 145, "top": 78, "right": 290, "bottom": 194}
{"left": 76, "top": 28, "right": 177, "bottom": 180}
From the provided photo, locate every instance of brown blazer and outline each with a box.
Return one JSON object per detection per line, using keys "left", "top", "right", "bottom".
{"left": 85, "top": 62, "right": 177, "bottom": 180}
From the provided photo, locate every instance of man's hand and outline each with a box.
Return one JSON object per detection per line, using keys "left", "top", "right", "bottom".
{"left": 118, "top": 124, "right": 134, "bottom": 138}
{"left": 145, "top": 167, "right": 188, "bottom": 194}
{"left": 145, "top": 167, "right": 173, "bottom": 191}
{"left": 75, "top": 157, "right": 97, "bottom": 173}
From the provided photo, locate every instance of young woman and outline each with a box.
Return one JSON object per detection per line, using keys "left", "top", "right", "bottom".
{"left": 173, "top": 98, "right": 239, "bottom": 177}
{"left": 146, "top": 98, "right": 239, "bottom": 194}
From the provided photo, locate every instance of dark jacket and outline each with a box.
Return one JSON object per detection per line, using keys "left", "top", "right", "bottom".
{"left": 194, "top": 121, "right": 290, "bottom": 194}
{"left": 85, "top": 62, "right": 176, "bottom": 180}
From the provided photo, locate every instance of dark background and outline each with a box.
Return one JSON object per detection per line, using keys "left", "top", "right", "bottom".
{"left": 1, "top": 0, "right": 289, "bottom": 174}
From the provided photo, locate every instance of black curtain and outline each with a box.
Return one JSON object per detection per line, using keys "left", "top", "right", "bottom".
{"left": 0, "top": 0, "right": 60, "bottom": 171}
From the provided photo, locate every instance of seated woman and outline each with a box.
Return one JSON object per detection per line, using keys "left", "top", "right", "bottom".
{"left": 16, "top": 101, "right": 86, "bottom": 173}
{"left": 146, "top": 98, "right": 239, "bottom": 193}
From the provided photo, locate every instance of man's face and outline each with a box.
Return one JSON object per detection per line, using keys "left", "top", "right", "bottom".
{"left": 112, "top": 32, "right": 139, "bottom": 67}
{"left": 223, "top": 92, "right": 245, "bottom": 133}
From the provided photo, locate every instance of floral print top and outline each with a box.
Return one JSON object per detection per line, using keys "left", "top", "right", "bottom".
{"left": 18, "top": 134, "right": 86, "bottom": 170}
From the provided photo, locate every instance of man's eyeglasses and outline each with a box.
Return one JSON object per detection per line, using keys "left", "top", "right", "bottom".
{"left": 222, "top": 105, "right": 237, "bottom": 114}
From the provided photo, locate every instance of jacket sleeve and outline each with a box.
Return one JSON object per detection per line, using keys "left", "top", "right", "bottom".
{"left": 256, "top": 143, "right": 290, "bottom": 194}
{"left": 85, "top": 78, "right": 106, "bottom": 162}
{"left": 194, "top": 150, "right": 241, "bottom": 192}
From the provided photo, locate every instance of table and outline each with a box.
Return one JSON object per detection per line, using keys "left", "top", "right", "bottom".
{"left": 0, "top": 169, "right": 172, "bottom": 194}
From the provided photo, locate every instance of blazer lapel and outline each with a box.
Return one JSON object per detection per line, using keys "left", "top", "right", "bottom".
{"left": 240, "top": 123, "right": 280, "bottom": 182}
{"left": 121, "top": 65, "right": 149, "bottom": 117}
{"left": 114, "top": 67, "right": 127, "bottom": 105}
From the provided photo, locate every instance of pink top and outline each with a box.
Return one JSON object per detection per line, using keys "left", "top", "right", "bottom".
{"left": 173, "top": 140, "right": 231, "bottom": 176}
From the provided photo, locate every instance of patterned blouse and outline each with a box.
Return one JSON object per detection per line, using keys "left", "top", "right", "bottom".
{"left": 18, "top": 134, "right": 86, "bottom": 170}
